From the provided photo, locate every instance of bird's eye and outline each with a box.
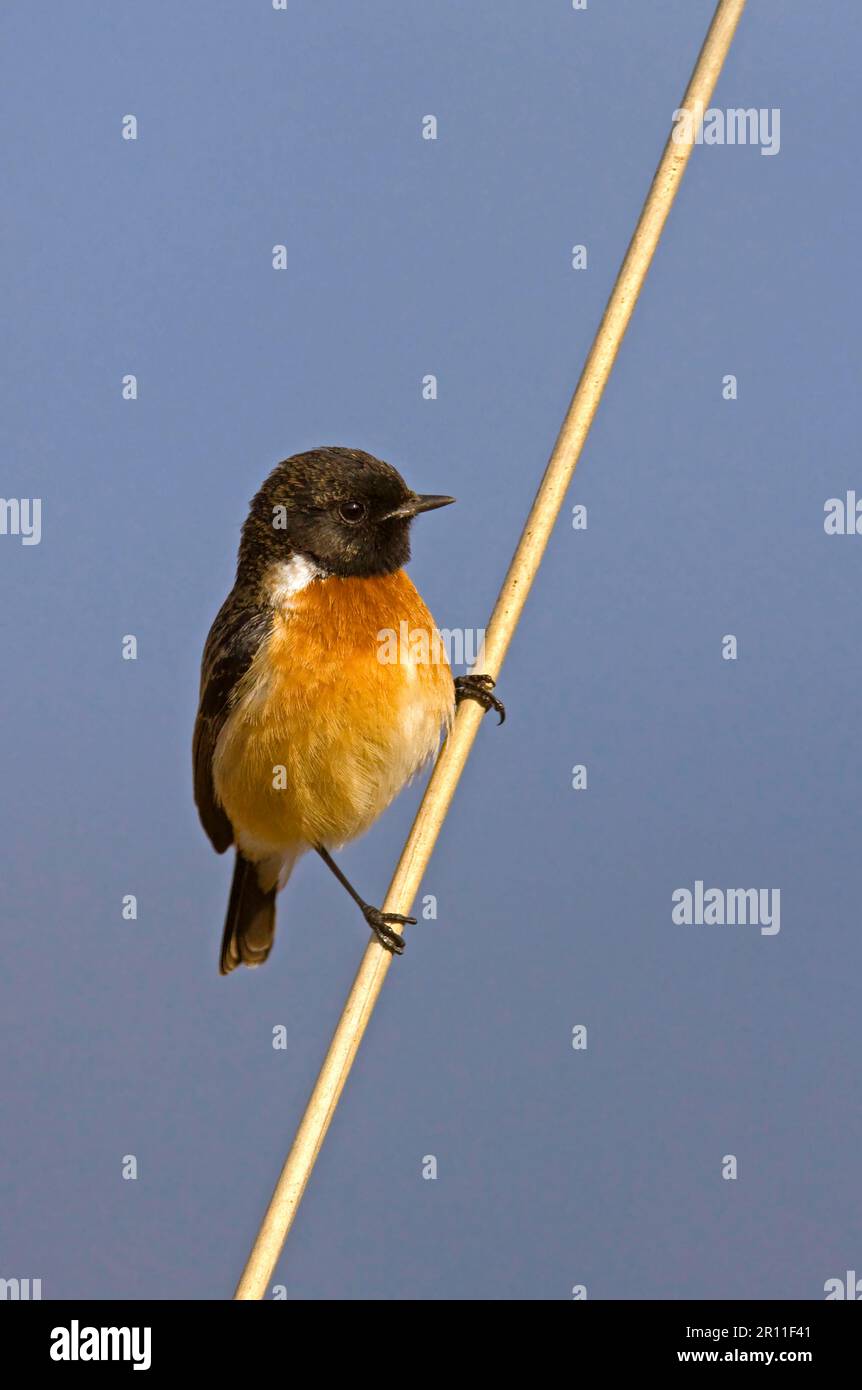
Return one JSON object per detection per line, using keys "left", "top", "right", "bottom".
{"left": 338, "top": 500, "right": 366, "bottom": 524}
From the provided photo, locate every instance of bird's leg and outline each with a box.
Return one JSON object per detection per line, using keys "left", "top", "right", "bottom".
{"left": 454, "top": 673, "right": 506, "bottom": 724}
{"left": 316, "top": 846, "right": 415, "bottom": 955}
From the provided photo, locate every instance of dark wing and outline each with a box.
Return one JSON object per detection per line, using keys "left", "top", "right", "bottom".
{"left": 193, "top": 591, "right": 273, "bottom": 854}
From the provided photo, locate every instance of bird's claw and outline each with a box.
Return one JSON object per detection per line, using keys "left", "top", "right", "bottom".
{"left": 363, "top": 905, "right": 415, "bottom": 954}
{"left": 455, "top": 673, "right": 506, "bottom": 725}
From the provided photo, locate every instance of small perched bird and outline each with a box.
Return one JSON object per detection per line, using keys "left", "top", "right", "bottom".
{"left": 193, "top": 447, "right": 503, "bottom": 974}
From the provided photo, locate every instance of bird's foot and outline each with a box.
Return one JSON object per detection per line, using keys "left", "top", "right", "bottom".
{"left": 454, "top": 673, "right": 506, "bottom": 725}
{"left": 363, "top": 904, "right": 416, "bottom": 955}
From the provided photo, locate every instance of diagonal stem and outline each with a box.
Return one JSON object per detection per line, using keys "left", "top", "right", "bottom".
{"left": 234, "top": 0, "right": 749, "bottom": 1300}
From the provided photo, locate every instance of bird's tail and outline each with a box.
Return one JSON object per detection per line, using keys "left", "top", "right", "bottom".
{"left": 220, "top": 852, "right": 278, "bottom": 975}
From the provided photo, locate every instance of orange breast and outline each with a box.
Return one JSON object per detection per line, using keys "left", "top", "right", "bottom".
{"left": 213, "top": 569, "right": 454, "bottom": 855}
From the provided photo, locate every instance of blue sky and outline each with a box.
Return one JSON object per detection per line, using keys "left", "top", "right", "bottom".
{"left": 1, "top": 0, "right": 859, "bottom": 1300}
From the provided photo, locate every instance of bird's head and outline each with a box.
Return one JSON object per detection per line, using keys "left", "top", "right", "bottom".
{"left": 238, "top": 447, "right": 454, "bottom": 582}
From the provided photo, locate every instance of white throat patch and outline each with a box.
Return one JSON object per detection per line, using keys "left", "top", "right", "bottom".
{"left": 268, "top": 554, "right": 324, "bottom": 607}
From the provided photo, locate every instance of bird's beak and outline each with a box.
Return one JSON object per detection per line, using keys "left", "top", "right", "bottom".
{"left": 384, "top": 494, "right": 456, "bottom": 521}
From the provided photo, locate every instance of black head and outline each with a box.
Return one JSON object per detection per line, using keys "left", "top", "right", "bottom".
{"left": 237, "top": 447, "right": 454, "bottom": 582}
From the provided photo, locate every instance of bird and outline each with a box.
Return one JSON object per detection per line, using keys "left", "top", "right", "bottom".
{"left": 193, "top": 446, "right": 504, "bottom": 974}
